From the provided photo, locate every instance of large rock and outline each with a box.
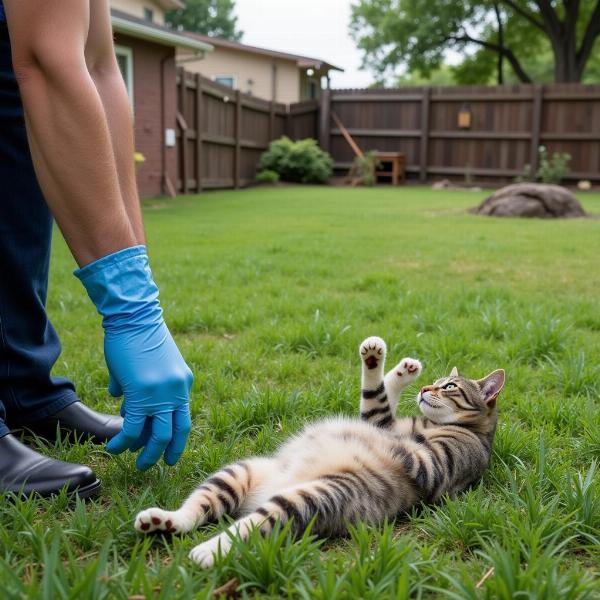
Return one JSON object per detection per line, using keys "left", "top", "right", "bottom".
{"left": 473, "top": 183, "right": 586, "bottom": 218}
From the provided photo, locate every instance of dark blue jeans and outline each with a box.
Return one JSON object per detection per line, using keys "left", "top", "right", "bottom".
{"left": 0, "top": 22, "right": 77, "bottom": 437}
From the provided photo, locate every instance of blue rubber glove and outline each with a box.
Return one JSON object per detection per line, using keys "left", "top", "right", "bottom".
{"left": 75, "top": 246, "right": 193, "bottom": 470}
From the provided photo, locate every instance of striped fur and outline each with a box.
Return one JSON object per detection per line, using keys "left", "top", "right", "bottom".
{"left": 135, "top": 336, "right": 504, "bottom": 568}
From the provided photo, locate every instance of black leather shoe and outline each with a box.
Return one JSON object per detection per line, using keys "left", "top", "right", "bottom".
{"left": 0, "top": 434, "right": 101, "bottom": 498}
{"left": 14, "top": 401, "right": 123, "bottom": 444}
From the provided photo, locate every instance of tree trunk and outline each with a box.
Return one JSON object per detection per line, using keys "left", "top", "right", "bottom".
{"left": 544, "top": 0, "right": 582, "bottom": 82}
{"left": 552, "top": 36, "right": 580, "bottom": 82}
{"left": 494, "top": 2, "right": 505, "bottom": 84}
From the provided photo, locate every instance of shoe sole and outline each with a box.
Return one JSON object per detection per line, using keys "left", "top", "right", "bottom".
{"left": 69, "top": 478, "right": 102, "bottom": 500}
{"left": 2, "top": 479, "right": 102, "bottom": 501}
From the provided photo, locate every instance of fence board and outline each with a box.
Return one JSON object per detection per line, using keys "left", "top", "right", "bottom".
{"left": 195, "top": 73, "right": 203, "bottom": 192}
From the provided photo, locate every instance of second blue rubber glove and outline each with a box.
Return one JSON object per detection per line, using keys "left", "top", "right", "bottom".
{"left": 75, "top": 246, "right": 193, "bottom": 471}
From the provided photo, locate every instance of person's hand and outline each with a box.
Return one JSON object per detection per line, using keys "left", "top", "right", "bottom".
{"left": 75, "top": 246, "right": 193, "bottom": 470}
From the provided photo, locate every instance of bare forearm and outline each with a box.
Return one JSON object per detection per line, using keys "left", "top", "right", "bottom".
{"left": 20, "top": 68, "right": 137, "bottom": 265}
{"left": 92, "top": 68, "right": 145, "bottom": 244}
{"left": 5, "top": 0, "right": 137, "bottom": 266}
{"left": 87, "top": 0, "right": 145, "bottom": 244}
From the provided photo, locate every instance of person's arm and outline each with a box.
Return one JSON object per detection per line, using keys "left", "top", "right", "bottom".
{"left": 4, "top": 0, "right": 136, "bottom": 266}
{"left": 85, "top": 0, "right": 145, "bottom": 244}
{"left": 4, "top": 0, "right": 193, "bottom": 470}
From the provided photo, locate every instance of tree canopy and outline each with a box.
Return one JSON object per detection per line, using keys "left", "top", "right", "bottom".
{"left": 166, "top": 0, "right": 243, "bottom": 41}
{"left": 350, "top": 0, "right": 600, "bottom": 84}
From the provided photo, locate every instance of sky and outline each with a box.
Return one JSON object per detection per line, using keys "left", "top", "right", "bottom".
{"left": 233, "top": 0, "right": 374, "bottom": 89}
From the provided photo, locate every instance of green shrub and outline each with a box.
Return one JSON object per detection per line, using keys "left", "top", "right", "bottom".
{"left": 258, "top": 136, "right": 333, "bottom": 184}
{"left": 256, "top": 169, "right": 280, "bottom": 184}
{"left": 515, "top": 146, "right": 572, "bottom": 185}
{"left": 537, "top": 145, "right": 571, "bottom": 184}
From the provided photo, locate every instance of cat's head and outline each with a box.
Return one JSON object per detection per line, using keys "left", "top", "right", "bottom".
{"left": 417, "top": 367, "right": 505, "bottom": 429}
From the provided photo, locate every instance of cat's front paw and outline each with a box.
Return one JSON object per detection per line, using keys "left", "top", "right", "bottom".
{"left": 392, "top": 358, "right": 422, "bottom": 383}
{"left": 359, "top": 336, "right": 386, "bottom": 370}
{"left": 135, "top": 507, "right": 190, "bottom": 534}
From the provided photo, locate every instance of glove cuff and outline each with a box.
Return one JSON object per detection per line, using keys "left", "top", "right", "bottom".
{"left": 74, "top": 245, "right": 163, "bottom": 329}
{"left": 75, "top": 245, "right": 147, "bottom": 280}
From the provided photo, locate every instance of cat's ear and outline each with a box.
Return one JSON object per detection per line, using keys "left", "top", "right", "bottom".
{"left": 450, "top": 366, "right": 459, "bottom": 377}
{"left": 477, "top": 369, "right": 505, "bottom": 408}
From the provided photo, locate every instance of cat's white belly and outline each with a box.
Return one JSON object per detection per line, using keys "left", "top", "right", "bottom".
{"left": 240, "top": 416, "right": 396, "bottom": 513}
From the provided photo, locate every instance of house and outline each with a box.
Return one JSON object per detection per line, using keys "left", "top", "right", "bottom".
{"left": 108, "top": 0, "right": 341, "bottom": 196}
{"left": 109, "top": 0, "right": 213, "bottom": 196}
{"left": 178, "top": 34, "right": 343, "bottom": 104}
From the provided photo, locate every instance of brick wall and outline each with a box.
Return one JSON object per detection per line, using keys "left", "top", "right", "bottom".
{"left": 114, "top": 33, "right": 177, "bottom": 197}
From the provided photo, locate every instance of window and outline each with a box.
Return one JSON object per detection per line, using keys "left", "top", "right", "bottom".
{"left": 143, "top": 7, "right": 154, "bottom": 21}
{"left": 214, "top": 75, "right": 236, "bottom": 88}
{"left": 115, "top": 45, "right": 134, "bottom": 111}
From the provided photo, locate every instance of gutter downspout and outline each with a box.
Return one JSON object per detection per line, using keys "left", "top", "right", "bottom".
{"left": 271, "top": 61, "right": 277, "bottom": 102}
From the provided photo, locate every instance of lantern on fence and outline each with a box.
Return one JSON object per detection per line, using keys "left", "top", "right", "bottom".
{"left": 458, "top": 104, "right": 472, "bottom": 129}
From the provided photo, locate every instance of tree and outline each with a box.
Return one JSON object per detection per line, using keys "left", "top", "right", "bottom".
{"left": 166, "top": 0, "right": 243, "bottom": 41}
{"left": 350, "top": 0, "right": 600, "bottom": 84}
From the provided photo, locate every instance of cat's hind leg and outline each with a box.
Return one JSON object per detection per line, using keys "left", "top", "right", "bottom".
{"left": 189, "top": 474, "right": 374, "bottom": 568}
{"left": 135, "top": 457, "right": 275, "bottom": 535}
{"left": 384, "top": 357, "right": 422, "bottom": 414}
{"left": 359, "top": 336, "right": 395, "bottom": 428}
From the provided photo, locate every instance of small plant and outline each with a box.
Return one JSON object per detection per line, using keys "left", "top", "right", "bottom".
{"left": 258, "top": 136, "right": 333, "bottom": 184}
{"left": 515, "top": 146, "right": 571, "bottom": 185}
{"left": 351, "top": 151, "right": 380, "bottom": 186}
{"left": 537, "top": 146, "right": 571, "bottom": 184}
{"left": 256, "top": 169, "right": 280, "bottom": 184}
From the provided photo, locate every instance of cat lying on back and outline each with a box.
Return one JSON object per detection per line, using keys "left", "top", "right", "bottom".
{"left": 135, "top": 336, "right": 504, "bottom": 568}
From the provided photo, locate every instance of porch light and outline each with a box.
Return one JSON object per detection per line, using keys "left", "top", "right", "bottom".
{"left": 307, "top": 68, "right": 315, "bottom": 76}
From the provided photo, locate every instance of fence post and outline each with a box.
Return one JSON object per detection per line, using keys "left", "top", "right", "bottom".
{"left": 179, "top": 68, "right": 189, "bottom": 194}
{"left": 530, "top": 84, "right": 543, "bottom": 174}
{"left": 234, "top": 90, "right": 242, "bottom": 189}
{"left": 419, "top": 88, "right": 431, "bottom": 182}
{"left": 319, "top": 89, "right": 331, "bottom": 151}
{"left": 195, "top": 73, "right": 203, "bottom": 193}
{"left": 269, "top": 101, "right": 275, "bottom": 141}
{"left": 285, "top": 106, "right": 293, "bottom": 139}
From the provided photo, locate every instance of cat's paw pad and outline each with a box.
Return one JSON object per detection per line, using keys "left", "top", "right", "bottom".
{"left": 189, "top": 536, "right": 231, "bottom": 569}
{"left": 359, "top": 336, "right": 386, "bottom": 370}
{"left": 135, "top": 508, "right": 181, "bottom": 534}
{"left": 394, "top": 358, "right": 422, "bottom": 381}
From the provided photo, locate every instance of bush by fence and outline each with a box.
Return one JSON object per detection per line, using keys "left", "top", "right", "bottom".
{"left": 257, "top": 137, "right": 333, "bottom": 184}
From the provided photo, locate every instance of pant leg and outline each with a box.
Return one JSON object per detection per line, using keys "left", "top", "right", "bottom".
{"left": 0, "top": 22, "right": 77, "bottom": 431}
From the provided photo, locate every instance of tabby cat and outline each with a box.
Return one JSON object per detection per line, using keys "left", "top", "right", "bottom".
{"left": 135, "top": 336, "right": 504, "bottom": 568}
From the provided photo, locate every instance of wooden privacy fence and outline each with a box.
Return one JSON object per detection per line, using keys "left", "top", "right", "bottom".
{"left": 176, "top": 71, "right": 600, "bottom": 190}
{"left": 317, "top": 84, "right": 600, "bottom": 183}
{"left": 176, "top": 69, "right": 317, "bottom": 192}
{"left": 176, "top": 69, "right": 284, "bottom": 191}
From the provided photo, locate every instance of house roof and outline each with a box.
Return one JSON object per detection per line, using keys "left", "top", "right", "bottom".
{"left": 182, "top": 32, "right": 343, "bottom": 73}
{"left": 111, "top": 9, "right": 213, "bottom": 53}
{"left": 157, "top": 0, "right": 185, "bottom": 9}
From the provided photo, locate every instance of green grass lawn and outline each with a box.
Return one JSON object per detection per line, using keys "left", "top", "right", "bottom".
{"left": 2, "top": 185, "right": 600, "bottom": 598}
